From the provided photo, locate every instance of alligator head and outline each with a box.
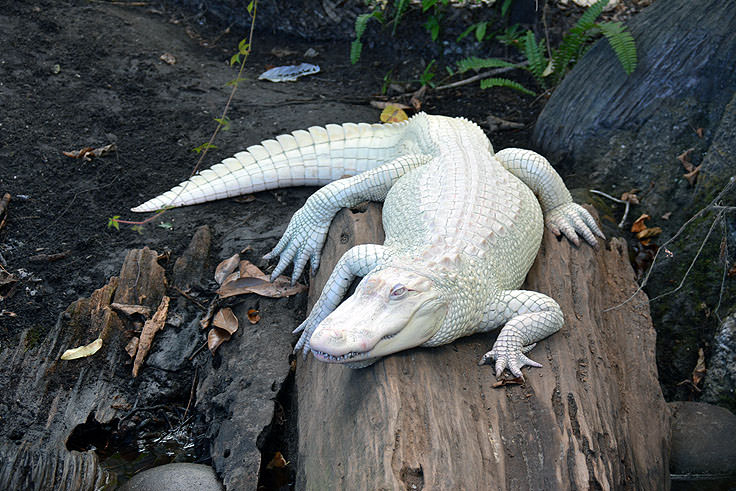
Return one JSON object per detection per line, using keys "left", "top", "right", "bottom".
{"left": 309, "top": 266, "right": 448, "bottom": 368}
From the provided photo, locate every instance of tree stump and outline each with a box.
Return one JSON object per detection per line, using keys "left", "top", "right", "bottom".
{"left": 296, "top": 204, "right": 670, "bottom": 489}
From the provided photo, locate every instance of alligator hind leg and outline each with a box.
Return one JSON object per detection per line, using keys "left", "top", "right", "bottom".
{"left": 478, "top": 290, "right": 563, "bottom": 379}
{"left": 294, "top": 243, "right": 385, "bottom": 356}
{"left": 494, "top": 148, "right": 605, "bottom": 247}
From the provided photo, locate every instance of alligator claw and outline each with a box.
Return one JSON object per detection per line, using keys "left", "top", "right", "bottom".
{"left": 546, "top": 202, "right": 605, "bottom": 248}
{"left": 480, "top": 345, "right": 542, "bottom": 379}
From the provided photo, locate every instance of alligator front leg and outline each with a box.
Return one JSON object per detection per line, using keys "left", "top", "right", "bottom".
{"left": 266, "top": 154, "right": 431, "bottom": 283}
{"left": 294, "top": 243, "right": 386, "bottom": 356}
{"left": 478, "top": 290, "right": 563, "bottom": 379}
{"left": 494, "top": 148, "right": 605, "bottom": 247}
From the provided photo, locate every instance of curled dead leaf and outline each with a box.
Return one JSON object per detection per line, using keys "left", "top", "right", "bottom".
{"left": 61, "top": 338, "right": 103, "bottom": 360}
{"left": 635, "top": 226, "right": 662, "bottom": 240}
{"left": 215, "top": 254, "right": 240, "bottom": 285}
{"left": 159, "top": 53, "right": 176, "bottom": 65}
{"left": 208, "top": 327, "right": 232, "bottom": 354}
{"left": 683, "top": 165, "right": 701, "bottom": 186}
{"left": 63, "top": 143, "right": 117, "bottom": 161}
{"left": 677, "top": 148, "right": 695, "bottom": 172}
{"left": 217, "top": 275, "right": 307, "bottom": 298}
{"left": 630, "top": 214, "right": 651, "bottom": 234}
{"left": 661, "top": 212, "right": 672, "bottom": 220}
{"left": 266, "top": 451, "right": 288, "bottom": 469}
{"left": 133, "top": 295, "right": 170, "bottom": 377}
{"left": 213, "top": 307, "right": 239, "bottom": 334}
{"left": 692, "top": 348, "right": 706, "bottom": 387}
{"left": 620, "top": 191, "right": 640, "bottom": 205}
{"left": 247, "top": 308, "right": 261, "bottom": 324}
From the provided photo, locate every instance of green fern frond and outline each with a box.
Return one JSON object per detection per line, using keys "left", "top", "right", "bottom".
{"left": 479, "top": 77, "right": 536, "bottom": 96}
{"left": 350, "top": 40, "right": 363, "bottom": 65}
{"left": 354, "top": 12, "right": 374, "bottom": 40}
{"left": 600, "top": 21, "right": 637, "bottom": 74}
{"left": 523, "top": 31, "right": 547, "bottom": 85}
{"left": 393, "top": 0, "right": 410, "bottom": 35}
{"left": 551, "top": 0, "right": 608, "bottom": 80}
{"left": 457, "top": 56, "right": 516, "bottom": 73}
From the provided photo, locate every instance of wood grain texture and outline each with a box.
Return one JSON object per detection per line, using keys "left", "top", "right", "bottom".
{"left": 296, "top": 204, "right": 670, "bottom": 490}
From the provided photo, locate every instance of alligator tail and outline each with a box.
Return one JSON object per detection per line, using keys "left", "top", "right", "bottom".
{"left": 131, "top": 120, "right": 411, "bottom": 212}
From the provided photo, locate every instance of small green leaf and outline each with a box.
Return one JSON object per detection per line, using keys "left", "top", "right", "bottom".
{"left": 246, "top": 0, "right": 254, "bottom": 15}
{"left": 107, "top": 216, "right": 120, "bottom": 231}
{"left": 230, "top": 53, "right": 241, "bottom": 66}
{"left": 158, "top": 222, "right": 173, "bottom": 230}
{"left": 425, "top": 16, "right": 440, "bottom": 42}
{"left": 350, "top": 40, "right": 363, "bottom": 65}
{"left": 214, "top": 117, "right": 231, "bottom": 131}
{"left": 475, "top": 21, "right": 487, "bottom": 43}
{"left": 130, "top": 225, "right": 144, "bottom": 235}
{"left": 193, "top": 142, "right": 218, "bottom": 154}
{"left": 226, "top": 77, "right": 247, "bottom": 87}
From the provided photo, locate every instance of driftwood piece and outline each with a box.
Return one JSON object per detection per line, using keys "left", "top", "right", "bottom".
{"left": 296, "top": 205, "right": 670, "bottom": 489}
{"left": 0, "top": 247, "right": 167, "bottom": 490}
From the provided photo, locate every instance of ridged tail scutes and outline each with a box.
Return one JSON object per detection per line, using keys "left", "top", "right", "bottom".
{"left": 131, "top": 119, "right": 411, "bottom": 213}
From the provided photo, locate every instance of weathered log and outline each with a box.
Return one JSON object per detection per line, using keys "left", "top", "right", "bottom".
{"left": 0, "top": 247, "right": 171, "bottom": 490}
{"left": 296, "top": 204, "right": 670, "bottom": 489}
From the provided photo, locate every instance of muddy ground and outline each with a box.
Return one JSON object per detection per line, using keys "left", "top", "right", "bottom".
{"left": 0, "top": 0, "right": 644, "bottom": 488}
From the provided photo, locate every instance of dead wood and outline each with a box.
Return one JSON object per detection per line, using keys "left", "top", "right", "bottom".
{"left": 296, "top": 204, "right": 670, "bottom": 490}
{"left": 0, "top": 247, "right": 168, "bottom": 490}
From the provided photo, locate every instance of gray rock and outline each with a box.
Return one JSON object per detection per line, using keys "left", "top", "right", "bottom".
{"left": 669, "top": 401, "right": 736, "bottom": 477}
{"left": 703, "top": 314, "right": 736, "bottom": 409}
{"left": 119, "top": 463, "right": 223, "bottom": 491}
{"left": 532, "top": 0, "right": 736, "bottom": 402}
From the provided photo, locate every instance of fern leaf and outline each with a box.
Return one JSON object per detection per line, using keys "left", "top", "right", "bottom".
{"left": 354, "top": 13, "right": 374, "bottom": 40}
{"left": 600, "top": 21, "right": 637, "bottom": 75}
{"left": 479, "top": 77, "right": 536, "bottom": 96}
{"left": 552, "top": 0, "right": 608, "bottom": 80}
{"left": 393, "top": 0, "right": 410, "bottom": 35}
{"left": 523, "top": 31, "right": 547, "bottom": 84}
{"left": 350, "top": 40, "right": 363, "bottom": 65}
{"left": 457, "top": 56, "right": 516, "bottom": 73}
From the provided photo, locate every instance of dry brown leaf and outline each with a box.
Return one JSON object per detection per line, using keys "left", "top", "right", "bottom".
{"left": 247, "top": 308, "right": 261, "bottom": 324}
{"left": 695, "top": 127, "right": 704, "bottom": 138}
{"left": 683, "top": 164, "right": 701, "bottom": 186}
{"left": 266, "top": 451, "right": 288, "bottom": 469}
{"left": 213, "top": 307, "right": 239, "bottom": 334}
{"left": 217, "top": 276, "right": 307, "bottom": 298}
{"left": 61, "top": 338, "right": 103, "bottom": 360}
{"left": 636, "top": 226, "right": 662, "bottom": 240}
{"left": 215, "top": 254, "right": 241, "bottom": 285}
{"left": 63, "top": 143, "right": 117, "bottom": 161}
{"left": 239, "top": 259, "right": 268, "bottom": 280}
{"left": 677, "top": 147, "right": 695, "bottom": 171}
{"left": 728, "top": 263, "right": 736, "bottom": 277}
{"left": 630, "top": 214, "right": 651, "bottom": 234}
{"left": 380, "top": 105, "right": 409, "bottom": 123}
{"left": 410, "top": 85, "right": 427, "bottom": 111}
{"left": 125, "top": 337, "right": 139, "bottom": 358}
{"left": 620, "top": 191, "right": 640, "bottom": 205}
{"left": 208, "top": 327, "right": 232, "bottom": 354}
{"left": 661, "top": 212, "right": 672, "bottom": 220}
{"left": 692, "top": 348, "right": 706, "bottom": 387}
{"left": 133, "top": 295, "right": 170, "bottom": 377}
{"left": 492, "top": 376, "right": 524, "bottom": 388}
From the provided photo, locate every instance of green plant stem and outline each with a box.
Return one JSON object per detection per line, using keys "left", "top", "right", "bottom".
{"left": 113, "top": 1, "right": 258, "bottom": 228}
{"left": 434, "top": 63, "right": 526, "bottom": 91}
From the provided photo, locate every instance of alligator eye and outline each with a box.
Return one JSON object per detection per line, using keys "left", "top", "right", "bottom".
{"left": 389, "top": 284, "right": 407, "bottom": 299}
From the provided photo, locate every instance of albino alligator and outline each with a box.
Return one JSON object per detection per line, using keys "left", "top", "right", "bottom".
{"left": 133, "top": 113, "right": 603, "bottom": 378}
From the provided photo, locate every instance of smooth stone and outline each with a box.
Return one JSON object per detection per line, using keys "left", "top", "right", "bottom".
{"left": 669, "top": 401, "right": 736, "bottom": 477}
{"left": 119, "top": 463, "right": 223, "bottom": 491}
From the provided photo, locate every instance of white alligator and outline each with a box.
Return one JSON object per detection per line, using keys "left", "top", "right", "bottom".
{"left": 133, "top": 113, "right": 604, "bottom": 378}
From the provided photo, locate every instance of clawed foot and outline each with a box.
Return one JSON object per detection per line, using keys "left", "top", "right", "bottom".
{"left": 546, "top": 202, "right": 605, "bottom": 248}
{"left": 263, "top": 206, "right": 330, "bottom": 285}
{"left": 479, "top": 342, "right": 540, "bottom": 379}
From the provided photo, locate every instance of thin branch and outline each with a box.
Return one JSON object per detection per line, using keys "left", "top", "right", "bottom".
{"left": 434, "top": 64, "right": 527, "bottom": 91}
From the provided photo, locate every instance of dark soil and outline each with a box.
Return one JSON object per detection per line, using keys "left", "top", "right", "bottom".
{"left": 0, "top": 0, "right": 646, "bottom": 487}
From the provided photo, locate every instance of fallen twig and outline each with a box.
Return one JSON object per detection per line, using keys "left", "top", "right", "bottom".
{"left": 28, "top": 250, "right": 71, "bottom": 263}
{"left": 590, "top": 189, "right": 631, "bottom": 228}
{"left": 172, "top": 285, "right": 207, "bottom": 311}
{"left": 0, "top": 193, "right": 10, "bottom": 231}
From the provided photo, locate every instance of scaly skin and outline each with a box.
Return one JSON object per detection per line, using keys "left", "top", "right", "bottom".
{"left": 133, "top": 113, "right": 604, "bottom": 378}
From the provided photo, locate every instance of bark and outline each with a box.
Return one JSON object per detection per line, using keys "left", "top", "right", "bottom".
{"left": 296, "top": 203, "right": 670, "bottom": 490}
